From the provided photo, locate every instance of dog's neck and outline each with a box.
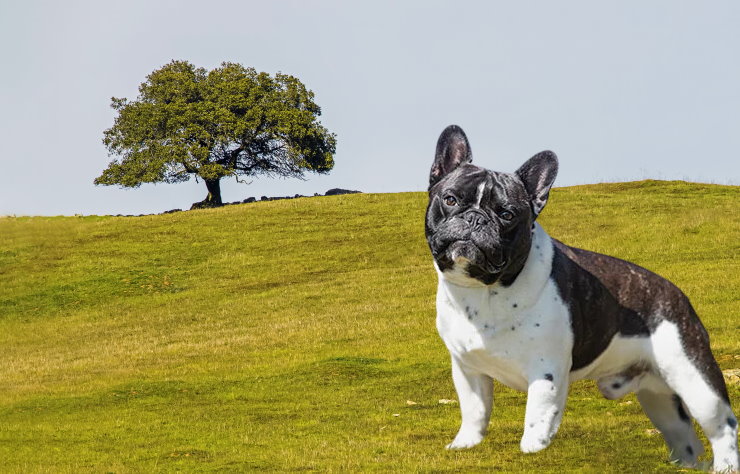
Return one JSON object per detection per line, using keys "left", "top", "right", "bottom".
{"left": 436, "top": 223, "right": 554, "bottom": 309}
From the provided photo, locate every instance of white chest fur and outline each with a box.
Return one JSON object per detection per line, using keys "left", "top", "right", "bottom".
{"left": 435, "top": 224, "right": 573, "bottom": 392}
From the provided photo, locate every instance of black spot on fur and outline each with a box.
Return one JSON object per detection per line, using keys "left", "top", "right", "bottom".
{"left": 512, "top": 303, "right": 518, "bottom": 308}
{"left": 534, "top": 323, "right": 540, "bottom": 327}
{"left": 673, "top": 395, "right": 691, "bottom": 423}
{"left": 728, "top": 417, "right": 737, "bottom": 429}
{"left": 686, "top": 445, "right": 694, "bottom": 456}
{"left": 511, "top": 326, "right": 516, "bottom": 331}
{"left": 544, "top": 373, "right": 553, "bottom": 381}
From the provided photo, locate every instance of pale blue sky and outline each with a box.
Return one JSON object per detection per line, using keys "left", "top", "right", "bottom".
{"left": 1, "top": 1, "right": 738, "bottom": 216}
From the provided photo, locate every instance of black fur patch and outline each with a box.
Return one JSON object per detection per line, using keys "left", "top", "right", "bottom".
{"left": 550, "top": 240, "right": 729, "bottom": 402}
{"left": 544, "top": 373, "right": 553, "bottom": 382}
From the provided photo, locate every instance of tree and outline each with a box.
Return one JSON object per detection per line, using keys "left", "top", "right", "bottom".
{"left": 95, "top": 60, "right": 336, "bottom": 208}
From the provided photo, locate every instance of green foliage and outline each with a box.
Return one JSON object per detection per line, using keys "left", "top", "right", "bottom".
{"left": 0, "top": 181, "right": 738, "bottom": 471}
{"left": 95, "top": 60, "right": 336, "bottom": 202}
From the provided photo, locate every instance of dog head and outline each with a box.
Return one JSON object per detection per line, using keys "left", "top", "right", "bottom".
{"left": 425, "top": 125, "right": 558, "bottom": 287}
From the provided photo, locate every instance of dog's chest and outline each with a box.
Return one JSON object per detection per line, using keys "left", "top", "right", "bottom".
{"left": 436, "top": 276, "right": 571, "bottom": 391}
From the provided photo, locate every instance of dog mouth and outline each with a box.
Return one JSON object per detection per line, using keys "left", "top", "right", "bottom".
{"left": 442, "top": 240, "right": 507, "bottom": 274}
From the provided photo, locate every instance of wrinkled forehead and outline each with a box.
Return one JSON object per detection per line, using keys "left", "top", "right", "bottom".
{"left": 441, "top": 164, "right": 528, "bottom": 207}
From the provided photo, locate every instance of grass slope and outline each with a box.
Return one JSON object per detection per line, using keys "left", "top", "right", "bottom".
{"left": 0, "top": 180, "right": 738, "bottom": 472}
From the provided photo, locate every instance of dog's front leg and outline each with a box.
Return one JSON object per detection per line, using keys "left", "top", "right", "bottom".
{"left": 520, "top": 369, "right": 568, "bottom": 453}
{"left": 446, "top": 356, "right": 493, "bottom": 449}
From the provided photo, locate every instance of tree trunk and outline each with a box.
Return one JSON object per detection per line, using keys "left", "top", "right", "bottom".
{"left": 190, "top": 178, "right": 223, "bottom": 209}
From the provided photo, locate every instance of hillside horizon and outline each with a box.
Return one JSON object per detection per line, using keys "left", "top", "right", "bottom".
{"left": 3, "top": 179, "right": 738, "bottom": 219}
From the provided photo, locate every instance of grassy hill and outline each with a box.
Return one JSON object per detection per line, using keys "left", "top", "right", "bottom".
{"left": 1, "top": 181, "right": 738, "bottom": 472}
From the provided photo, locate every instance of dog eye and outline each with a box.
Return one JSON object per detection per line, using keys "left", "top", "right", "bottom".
{"left": 500, "top": 210, "right": 514, "bottom": 220}
{"left": 444, "top": 196, "right": 458, "bottom": 206}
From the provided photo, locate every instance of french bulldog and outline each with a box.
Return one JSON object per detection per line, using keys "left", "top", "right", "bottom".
{"left": 425, "top": 125, "right": 738, "bottom": 471}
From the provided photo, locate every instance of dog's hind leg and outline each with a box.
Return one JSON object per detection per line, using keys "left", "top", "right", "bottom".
{"left": 651, "top": 321, "right": 739, "bottom": 472}
{"left": 636, "top": 380, "right": 704, "bottom": 467}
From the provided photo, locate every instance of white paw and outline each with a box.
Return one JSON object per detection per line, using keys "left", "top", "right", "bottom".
{"left": 712, "top": 457, "right": 739, "bottom": 473}
{"left": 520, "top": 432, "right": 551, "bottom": 453}
{"left": 445, "top": 430, "right": 484, "bottom": 449}
{"left": 711, "top": 440, "right": 739, "bottom": 472}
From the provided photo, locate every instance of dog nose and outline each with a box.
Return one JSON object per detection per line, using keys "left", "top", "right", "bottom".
{"left": 463, "top": 211, "right": 488, "bottom": 229}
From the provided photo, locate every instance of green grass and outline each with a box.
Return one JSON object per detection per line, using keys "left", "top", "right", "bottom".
{"left": 0, "top": 180, "right": 738, "bottom": 472}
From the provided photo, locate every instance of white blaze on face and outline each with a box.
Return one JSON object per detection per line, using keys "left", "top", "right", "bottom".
{"left": 475, "top": 181, "right": 486, "bottom": 208}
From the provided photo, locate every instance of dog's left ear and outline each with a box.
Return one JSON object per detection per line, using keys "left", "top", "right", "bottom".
{"left": 429, "top": 125, "right": 472, "bottom": 189}
{"left": 516, "top": 151, "right": 558, "bottom": 217}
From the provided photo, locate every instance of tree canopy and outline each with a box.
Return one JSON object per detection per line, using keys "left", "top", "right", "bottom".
{"left": 95, "top": 60, "right": 336, "bottom": 207}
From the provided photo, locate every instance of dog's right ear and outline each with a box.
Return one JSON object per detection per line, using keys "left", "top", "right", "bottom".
{"left": 516, "top": 150, "right": 558, "bottom": 218}
{"left": 429, "top": 125, "right": 472, "bottom": 188}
